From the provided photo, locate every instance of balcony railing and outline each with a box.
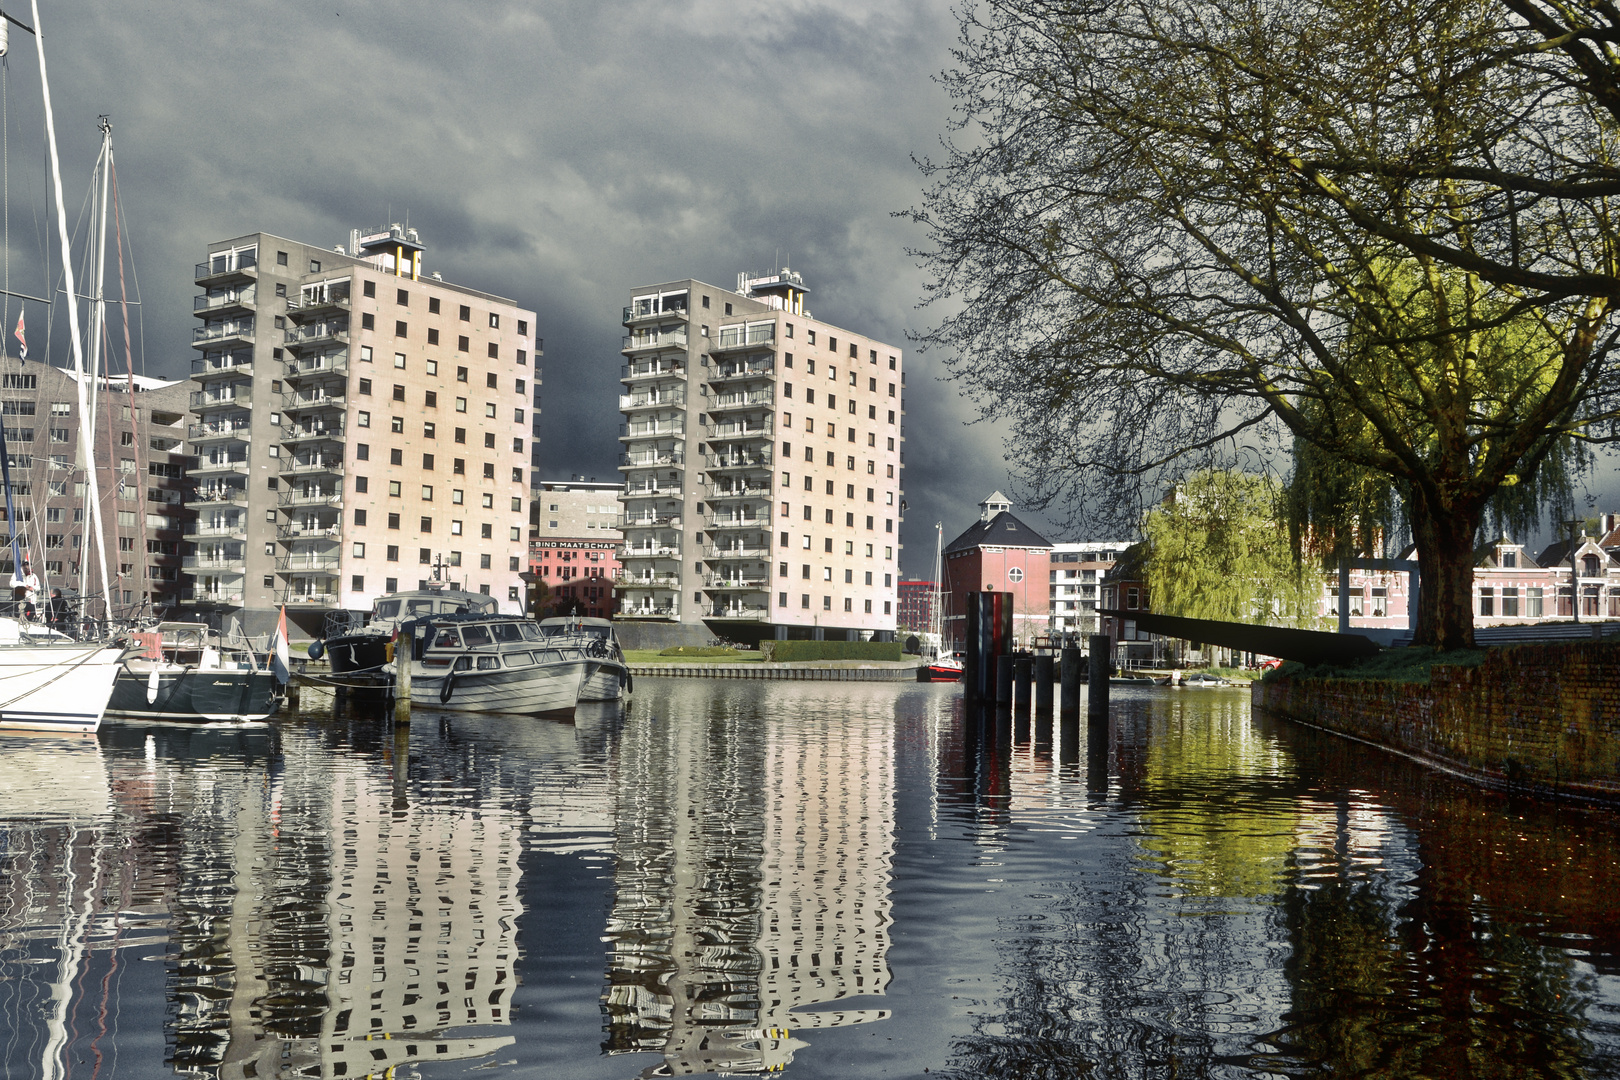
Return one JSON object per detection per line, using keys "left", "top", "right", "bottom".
{"left": 283, "top": 423, "right": 345, "bottom": 444}
{"left": 619, "top": 389, "right": 687, "bottom": 411}
{"left": 623, "top": 298, "right": 689, "bottom": 323}
{"left": 614, "top": 574, "right": 682, "bottom": 591}
{"left": 707, "top": 389, "right": 774, "bottom": 410}
{"left": 620, "top": 450, "right": 685, "bottom": 468}
{"left": 702, "top": 544, "right": 772, "bottom": 560}
{"left": 619, "top": 541, "right": 682, "bottom": 559}
{"left": 281, "top": 591, "right": 340, "bottom": 606}
{"left": 704, "top": 450, "right": 772, "bottom": 470}
{"left": 279, "top": 457, "right": 344, "bottom": 476}
{"left": 193, "top": 487, "right": 248, "bottom": 505}
{"left": 710, "top": 360, "right": 775, "bottom": 382}
{"left": 278, "top": 489, "right": 342, "bottom": 507}
{"left": 275, "top": 556, "right": 341, "bottom": 572}
{"left": 622, "top": 361, "right": 687, "bottom": 382}
{"left": 284, "top": 320, "right": 349, "bottom": 346}
{"left": 619, "top": 603, "right": 679, "bottom": 618}
{"left": 618, "top": 513, "right": 681, "bottom": 530}
{"left": 703, "top": 575, "right": 768, "bottom": 591}
{"left": 195, "top": 251, "right": 257, "bottom": 279}
{"left": 181, "top": 589, "right": 246, "bottom": 605}
{"left": 704, "top": 418, "right": 774, "bottom": 440}
{"left": 622, "top": 327, "right": 689, "bottom": 353}
{"left": 621, "top": 482, "right": 673, "bottom": 497}
{"left": 281, "top": 391, "right": 346, "bottom": 413}
{"left": 182, "top": 556, "right": 246, "bottom": 570}
{"left": 704, "top": 480, "right": 772, "bottom": 499}
{"left": 192, "top": 319, "right": 255, "bottom": 344}
{"left": 191, "top": 355, "right": 253, "bottom": 379}
{"left": 705, "top": 604, "right": 771, "bottom": 620}
{"left": 714, "top": 323, "right": 776, "bottom": 350}
{"left": 285, "top": 353, "right": 350, "bottom": 380}
{"left": 194, "top": 287, "right": 255, "bottom": 314}
{"left": 276, "top": 523, "right": 341, "bottom": 540}
{"left": 190, "top": 389, "right": 251, "bottom": 410}
{"left": 285, "top": 291, "right": 351, "bottom": 318}
{"left": 619, "top": 421, "right": 685, "bottom": 440}
{"left": 188, "top": 419, "right": 252, "bottom": 441}
{"left": 704, "top": 514, "right": 765, "bottom": 530}
{"left": 186, "top": 522, "right": 247, "bottom": 538}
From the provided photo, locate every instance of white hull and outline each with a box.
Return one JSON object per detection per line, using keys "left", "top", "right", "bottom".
{"left": 412, "top": 658, "right": 593, "bottom": 715}
{"left": 0, "top": 640, "right": 127, "bottom": 734}
{"left": 578, "top": 660, "right": 629, "bottom": 702}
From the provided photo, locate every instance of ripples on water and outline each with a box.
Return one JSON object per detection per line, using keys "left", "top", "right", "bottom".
{"left": 0, "top": 681, "right": 1617, "bottom": 1079}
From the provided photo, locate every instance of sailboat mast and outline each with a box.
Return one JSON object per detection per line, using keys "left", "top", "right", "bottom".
{"left": 32, "top": 5, "right": 113, "bottom": 625}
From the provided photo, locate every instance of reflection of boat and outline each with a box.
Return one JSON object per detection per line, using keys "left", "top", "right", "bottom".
{"left": 541, "top": 616, "right": 630, "bottom": 701}
{"left": 918, "top": 523, "right": 963, "bottom": 682}
{"left": 0, "top": 619, "right": 130, "bottom": 734}
{"left": 1110, "top": 673, "right": 1158, "bottom": 686}
{"left": 317, "top": 586, "right": 498, "bottom": 683}
{"left": 1178, "top": 672, "right": 1232, "bottom": 687}
{"left": 409, "top": 614, "right": 597, "bottom": 714}
{"left": 108, "top": 622, "right": 282, "bottom": 722}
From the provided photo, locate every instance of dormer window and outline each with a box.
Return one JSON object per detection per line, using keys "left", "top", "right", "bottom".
{"left": 1501, "top": 549, "right": 1517, "bottom": 568}
{"left": 1583, "top": 553, "right": 1602, "bottom": 577}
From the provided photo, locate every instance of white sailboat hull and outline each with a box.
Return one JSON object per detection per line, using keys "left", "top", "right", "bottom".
{"left": 0, "top": 639, "right": 127, "bottom": 734}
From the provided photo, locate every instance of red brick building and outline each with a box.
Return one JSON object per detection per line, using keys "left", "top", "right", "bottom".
{"left": 942, "top": 492, "right": 1053, "bottom": 647}
{"left": 528, "top": 479, "right": 623, "bottom": 618}
{"left": 896, "top": 579, "right": 934, "bottom": 633}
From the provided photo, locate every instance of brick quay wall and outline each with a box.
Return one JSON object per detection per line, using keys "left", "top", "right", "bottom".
{"left": 1253, "top": 642, "right": 1620, "bottom": 805}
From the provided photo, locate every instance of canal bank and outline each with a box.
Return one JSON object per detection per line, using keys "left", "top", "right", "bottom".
{"left": 629, "top": 660, "right": 922, "bottom": 681}
{"left": 1254, "top": 641, "right": 1620, "bottom": 805}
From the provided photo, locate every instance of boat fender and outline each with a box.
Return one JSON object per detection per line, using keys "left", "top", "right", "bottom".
{"left": 440, "top": 672, "right": 454, "bottom": 704}
{"left": 625, "top": 672, "right": 633, "bottom": 695}
{"left": 147, "top": 665, "right": 161, "bottom": 704}
{"left": 307, "top": 638, "right": 325, "bottom": 661}
{"left": 385, "top": 639, "right": 395, "bottom": 663}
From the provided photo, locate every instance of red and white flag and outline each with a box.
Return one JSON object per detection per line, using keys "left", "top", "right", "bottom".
{"left": 13, "top": 309, "right": 25, "bottom": 362}
{"left": 271, "top": 605, "right": 290, "bottom": 683}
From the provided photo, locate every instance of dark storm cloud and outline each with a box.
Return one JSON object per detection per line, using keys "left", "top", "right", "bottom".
{"left": 21, "top": 0, "right": 1074, "bottom": 574}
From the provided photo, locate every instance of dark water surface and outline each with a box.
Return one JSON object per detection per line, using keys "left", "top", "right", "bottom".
{"left": 2, "top": 681, "right": 1618, "bottom": 1079}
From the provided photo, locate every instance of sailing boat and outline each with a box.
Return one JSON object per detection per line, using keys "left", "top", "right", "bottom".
{"left": 0, "top": 4, "right": 132, "bottom": 734}
{"left": 919, "top": 522, "right": 963, "bottom": 682}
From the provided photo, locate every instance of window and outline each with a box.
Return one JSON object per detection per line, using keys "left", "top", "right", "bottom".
{"left": 457, "top": 366, "right": 468, "bottom": 382}
{"left": 451, "top": 520, "right": 463, "bottom": 535}
{"left": 354, "top": 508, "right": 367, "bottom": 526}
{"left": 425, "top": 390, "right": 438, "bottom": 408}
{"left": 421, "top": 485, "right": 433, "bottom": 501}
{"left": 1502, "top": 549, "right": 1517, "bottom": 568}
{"left": 354, "top": 476, "right": 369, "bottom": 494}
{"left": 484, "top": 432, "right": 496, "bottom": 448}
{"left": 457, "top": 335, "right": 470, "bottom": 351}
{"left": 391, "top": 416, "right": 404, "bottom": 433}
{"left": 420, "top": 516, "right": 432, "bottom": 532}
{"left": 420, "top": 548, "right": 432, "bottom": 563}
{"left": 422, "top": 452, "right": 435, "bottom": 469}
{"left": 362, "top": 312, "right": 375, "bottom": 330}
{"left": 454, "top": 458, "right": 465, "bottom": 474}
{"left": 488, "top": 342, "right": 499, "bottom": 359}
{"left": 459, "top": 304, "right": 471, "bottom": 321}
{"left": 357, "top": 411, "right": 370, "bottom": 427}
{"left": 389, "top": 480, "right": 402, "bottom": 497}
{"left": 485, "top": 402, "right": 497, "bottom": 418}
{"left": 1528, "top": 587, "right": 1544, "bottom": 617}
{"left": 429, "top": 297, "right": 441, "bottom": 315}
{"left": 1479, "top": 588, "right": 1495, "bottom": 617}
{"left": 388, "top": 513, "right": 400, "bottom": 530}
{"left": 392, "top": 383, "right": 406, "bottom": 402}
{"left": 1502, "top": 587, "right": 1519, "bottom": 617}
{"left": 390, "top": 448, "right": 404, "bottom": 465}
{"left": 394, "top": 320, "right": 408, "bottom": 337}
{"left": 356, "top": 442, "right": 370, "bottom": 460}
{"left": 278, "top": 250, "right": 290, "bottom": 266}
{"left": 481, "top": 523, "right": 493, "bottom": 539}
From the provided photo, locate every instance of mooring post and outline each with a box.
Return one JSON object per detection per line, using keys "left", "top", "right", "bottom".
{"left": 393, "top": 625, "right": 413, "bottom": 726}
{"left": 996, "top": 654, "right": 1015, "bottom": 705}
{"left": 1060, "top": 646, "right": 1082, "bottom": 715}
{"left": 1087, "top": 634, "right": 1111, "bottom": 721}
{"left": 1034, "top": 655, "right": 1054, "bottom": 711}
{"left": 1013, "top": 656, "right": 1033, "bottom": 709}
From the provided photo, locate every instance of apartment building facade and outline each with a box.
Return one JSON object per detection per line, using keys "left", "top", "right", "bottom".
{"left": 529, "top": 477, "right": 623, "bottom": 618}
{"left": 186, "top": 228, "right": 537, "bottom": 636}
{"left": 616, "top": 270, "right": 904, "bottom": 641}
{"left": 1049, "top": 541, "right": 1132, "bottom": 639}
{"left": 0, "top": 364, "right": 191, "bottom": 620}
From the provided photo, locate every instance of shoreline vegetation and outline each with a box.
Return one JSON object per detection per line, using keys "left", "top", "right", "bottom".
{"left": 1265, "top": 648, "right": 1489, "bottom": 685}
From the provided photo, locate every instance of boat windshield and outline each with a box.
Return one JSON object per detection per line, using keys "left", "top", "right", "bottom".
{"left": 461, "top": 624, "right": 495, "bottom": 648}
{"left": 491, "top": 622, "right": 525, "bottom": 643}
{"left": 519, "top": 623, "right": 545, "bottom": 641}
{"left": 375, "top": 599, "right": 401, "bottom": 619}
{"left": 432, "top": 627, "right": 463, "bottom": 649}
{"left": 473, "top": 594, "right": 498, "bottom": 613}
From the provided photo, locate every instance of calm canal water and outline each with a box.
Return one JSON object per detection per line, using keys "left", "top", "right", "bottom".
{"left": 2, "top": 681, "right": 1618, "bottom": 1079}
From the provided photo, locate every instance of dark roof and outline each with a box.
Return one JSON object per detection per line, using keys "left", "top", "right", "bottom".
{"left": 1535, "top": 538, "right": 1618, "bottom": 568}
{"left": 943, "top": 510, "right": 1052, "bottom": 554}
{"left": 1474, "top": 542, "right": 1542, "bottom": 569}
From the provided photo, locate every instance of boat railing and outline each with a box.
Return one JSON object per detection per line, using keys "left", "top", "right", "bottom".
{"left": 324, "top": 610, "right": 368, "bottom": 637}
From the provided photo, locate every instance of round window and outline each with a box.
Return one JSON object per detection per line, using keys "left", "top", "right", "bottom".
{"left": 1008, "top": 567, "right": 1025, "bottom": 583}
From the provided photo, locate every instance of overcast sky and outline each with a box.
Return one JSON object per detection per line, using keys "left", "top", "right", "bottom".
{"left": 0, "top": 0, "right": 1060, "bottom": 579}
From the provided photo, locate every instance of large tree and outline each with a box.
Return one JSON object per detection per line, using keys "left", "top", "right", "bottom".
{"left": 911, "top": 0, "right": 1620, "bottom": 648}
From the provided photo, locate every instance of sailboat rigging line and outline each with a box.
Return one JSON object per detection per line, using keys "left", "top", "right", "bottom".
{"left": 110, "top": 154, "right": 150, "bottom": 617}
{"left": 0, "top": 11, "right": 37, "bottom": 35}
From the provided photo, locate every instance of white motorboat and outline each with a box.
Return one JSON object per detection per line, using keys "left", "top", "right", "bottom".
{"left": 540, "top": 616, "right": 630, "bottom": 701}
{"left": 409, "top": 614, "right": 598, "bottom": 715}
{"left": 0, "top": 618, "right": 129, "bottom": 734}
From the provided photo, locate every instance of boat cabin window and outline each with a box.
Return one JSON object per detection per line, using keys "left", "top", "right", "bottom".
{"left": 476, "top": 655, "right": 500, "bottom": 670}
{"left": 474, "top": 595, "right": 498, "bottom": 613}
{"left": 441, "top": 601, "right": 469, "bottom": 614}
{"left": 460, "top": 624, "right": 495, "bottom": 648}
{"left": 375, "top": 600, "right": 401, "bottom": 619}
{"left": 520, "top": 623, "right": 545, "bottom": 641}
{"left": 453, "top": 656, "right": 472, "bottom": 671}
{"left": 433, "top": 627, "right": 463, "bottom": 649}
{"left": 491, "top": 622, "right": 525, "bottom": 642}
{"left": 406, "top": 599, "right": 435, "bottom": 616}
{"left": 506, "top": 651, "right": 533, "bottom": 667}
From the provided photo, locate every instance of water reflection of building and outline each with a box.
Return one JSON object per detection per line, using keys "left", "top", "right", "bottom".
{"left": 601, "top": 686, "right": 895, "bottom": 1076}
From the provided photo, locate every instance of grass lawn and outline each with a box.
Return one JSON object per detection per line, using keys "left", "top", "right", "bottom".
{"left": 624, "top": 649, "right": 764, "bottom": 664}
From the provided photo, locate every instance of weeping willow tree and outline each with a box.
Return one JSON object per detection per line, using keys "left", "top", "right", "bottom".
{"left": 1144, "top": 470, "right": 1325, "bottom": 628}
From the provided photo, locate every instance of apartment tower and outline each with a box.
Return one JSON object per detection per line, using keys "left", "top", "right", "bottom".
{"left": 186, "top": 228, "right": 537, "bottom": 636}
{"left": 617, "top": 270, "right": 903, "bottom": 640}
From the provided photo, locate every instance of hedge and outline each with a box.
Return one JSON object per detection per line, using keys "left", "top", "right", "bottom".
{"left": 761, "top": 640, "right": 903, "bottom": 663}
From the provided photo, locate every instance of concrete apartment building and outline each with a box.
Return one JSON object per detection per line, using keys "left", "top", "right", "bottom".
{"left": 186, "top": 227, "right": 537, "bottom": 636}
{"left": 529, "top": 477, "right": 623, "bottom": 618}
{"left": 0, "top": 364, "right": 191, "bottom": 620}
{"left": 616, "top": 269, "right": 904, "bottom": 641}
{"left": 1049, "top": 541, "right": 1132, "bottom": 639}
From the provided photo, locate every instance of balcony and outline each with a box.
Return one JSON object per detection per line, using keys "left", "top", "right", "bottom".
{"left": 619, "top": 420, "right": 685, "bottom": 441}
{"left": 704, "top": 450, "right": 772, "bottom": 471}
{"left": 702, "top": 544, "right": 772, "bottom": 560}
{"left": 618, "top": 512, "right": 681, "bottom": 530}
{"left": 614, "top": 574, "right": 682, "bottom": 592}
{"left": 284, "top": 320, "right": 349, "bottom": 349}
{"left": 188, "top": 419, "right": 252, "bottom": 444}
{"left": 282, "top": 423, "right": 345, "bottom": 446}
{"left": 193, "top": 487, "right": 249, "bottom": 507}
{"left": 621, "top": 326, "right": 689, "bottom": 354}
{"left": 281, "top": 591, "right": 340, "bottom": 607}
{"left": 185, "top": 521, "right": 247, "bottom": 540}
{"left": 278, "top": 488, "right": 342, "bottom": 508}
{"left": 703, "top": 514, "right": 766, "bottom": 531}
{"left": 621, "top": 481, "right": 674, "bottom": 497}
{"left": 704, "top": 604, "right": 771, "bottom": 621}
{"left": 618, "top": 389, "right": 686, "bottom": 412}
{"left": 703, "top": 575, "right": 768, "bottom": 591}
{"left": 189, "top": 458, "right": 250, "bottom": 477}
{"left": 194, "top": 251, "right": 257, "bottom": 283}
{"left": 704, "top": 417, "right": 774, "bottom": 441}
{"left": 191, "top": 354, "right": 254, "bottom": 380}
{"left": 281, "top": 391, "right": 346, "bottom": 415}
{"left": 193, "top": 287, "right": 255, "bottom": 317}
{"left": 182, "top": 556, "right": 246, "bottom": 571}
{"left": 620, "top": 450, "right": 686, "bottom": 469}
{"left": 623, "top": 297, "right": 689, "bottom": 324}
{"left": 180, "top": 588, "right": 246, "bottom": 605}
{"left": 707, "top": 388, "right": 774, "bottom": 412}
{"left": 618, "top": 602, "right": 679, "bottom": 620}
{"left": 276, "top": 523, "right": 341, "bottom": 541}
{"left": 192, "top": 319, "right": 255, "bottom": 347}
{"left": 709, "top": 360, "right": 774, "bottom": 383}
{"left": 619, "top": 541, "right": 683, "bottom": 559}
{"left": 284, "top": 352, "right": 349, "bottom": 381}
{"left": 275, "top": 556, "right": 341, "bottom": 573}
{"left": 190, "top": 389, "right": 252, "bottom": 411}
{"left": 285, "top": 288, "right": 351, "bottom": 321}
{"left": 712, "top": 323, "right": 776, "bottom": 351}
{"left": 704, "top": 480, "right": 772, "bottom": 500}
{"left": 622, "top": 360, "right": 687, "bottom": 382}
{"left": 279, "top": 456, "right": 344, "bottom": 477}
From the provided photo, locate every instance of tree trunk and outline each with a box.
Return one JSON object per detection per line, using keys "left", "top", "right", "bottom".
{"left": 1410, "top": 501, "right": 1482, "bottom": 650}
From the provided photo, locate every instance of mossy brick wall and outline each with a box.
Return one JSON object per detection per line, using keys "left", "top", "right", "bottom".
{"left": 1254, "top": 642, "right": 1620, "bottom": 803}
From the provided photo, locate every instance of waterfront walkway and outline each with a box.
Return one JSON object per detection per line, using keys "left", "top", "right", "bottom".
{"left": 630, "top": 660, "right": 922, "bottom": 681}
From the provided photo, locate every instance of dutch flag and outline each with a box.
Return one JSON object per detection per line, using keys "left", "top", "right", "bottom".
{"left": 271, "top": 605, "right": 290, "bottom": 684}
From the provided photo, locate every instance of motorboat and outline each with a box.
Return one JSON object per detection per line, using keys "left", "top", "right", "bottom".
{"left": 315, "top": 586, "right": 499, "bottom": 685}
{"left": 107, "top": 622, "right": 282, "bottom": 723}
{"left": 539, "top": 617, "right": 631, "bottom": 701}
{"left": 405, "top": 614, "right": 598, "bottom": 715}
{"left": 0, "top": 618, "right": 131, "bottom": 734}
{"left": 1177, "top": 672, "right": 1233, "bottom": 687}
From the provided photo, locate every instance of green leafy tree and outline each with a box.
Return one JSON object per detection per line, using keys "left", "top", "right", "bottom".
{"left": 1143, "top": 470, "right": 1324, "bottom": 628}
{"left": 910, "top": 0, "right": 1620, "bottom": 648}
